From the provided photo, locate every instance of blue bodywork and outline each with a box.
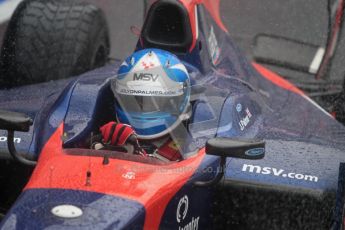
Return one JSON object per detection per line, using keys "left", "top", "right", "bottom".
{"left": 1, "top": 189, "right": 145, "bottom": 229}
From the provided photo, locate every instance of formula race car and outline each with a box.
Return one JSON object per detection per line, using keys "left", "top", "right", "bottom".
{"left": 0, "top": 0, "right": 345, "bottom": 229}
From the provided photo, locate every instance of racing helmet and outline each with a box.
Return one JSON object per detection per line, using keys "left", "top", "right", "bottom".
{"left": 111, "top": 48, "right": 191, "bottom": 139}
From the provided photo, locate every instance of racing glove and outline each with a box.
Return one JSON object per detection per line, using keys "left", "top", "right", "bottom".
{"left": 99, "top": 121, "right": 147, "bottom": 156}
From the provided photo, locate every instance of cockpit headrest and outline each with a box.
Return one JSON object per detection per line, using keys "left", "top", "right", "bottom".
{"left": 141, "top": 0, "right": 193, "bottom": 53}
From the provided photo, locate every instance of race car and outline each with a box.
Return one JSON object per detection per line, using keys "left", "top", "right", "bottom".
{"left": 0, "top": 0, "right": 345, "bottom": 229}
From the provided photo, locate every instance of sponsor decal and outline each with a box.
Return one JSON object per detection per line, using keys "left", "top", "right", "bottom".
{"left": 245, "top": 148, "right": 264, "bottom": 157}
{"left": 122, "top": 171, "right": 135, "bottom": 180}
{"left": 141, "top": 61, "right": 155, "bottom": 69}
{"left": 0, "top": 136, "right": 21, "bottom": 144}
{"left": 208, "top": 26, "right": 220, "bottom": 65}
{"left": 177, "top": 195, "right": 188, "bottom": 223}
{"left": 242, "top": 164, "right": 318, "bottom": 183}
{"left": 115, "top": 78, "right": 184, "bottom": 96}
{"left": 236, "top": 103, "right": 242, "bottom": 112}
{"left": 179, "top": 217, "right": 199, "bottom": 230}
{"left": 119, "top": 88, "right": 180, "bottom": 96}
{"left": 133, "top": 73, "right": 159, "bottom": 82}
{"left": 239, "top": 108, "right": 252, "bottom": 131}
{"left": 176, "top": 195, "right": 200, "bottom": 230}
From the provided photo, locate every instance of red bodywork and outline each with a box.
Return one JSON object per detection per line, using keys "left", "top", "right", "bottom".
{"left": 25, "top": 124, "right": 205, "bottom": 229}
{"left": 179, "top": 0, "right": 228, "bottom": 51}
{"left": 253, "top": 63, "right": 305, "bottom": 96}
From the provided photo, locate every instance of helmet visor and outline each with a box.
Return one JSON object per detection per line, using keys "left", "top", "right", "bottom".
{"left": 116, "top": 94, "right": 186, "bottom": 115}
{"left": 111, "top": 66, "right": 190, "bottom": 116}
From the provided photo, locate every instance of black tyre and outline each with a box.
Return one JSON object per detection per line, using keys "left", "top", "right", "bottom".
{"left": 0, "top": 0, "right": 110, "bottom": 87}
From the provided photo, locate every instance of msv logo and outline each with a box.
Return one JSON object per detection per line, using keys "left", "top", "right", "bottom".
{"left": 133, "top": 73, "right": 159, "bottom": 82}
{"left": 242, "top": 164, "right": 318, "bottom": 182}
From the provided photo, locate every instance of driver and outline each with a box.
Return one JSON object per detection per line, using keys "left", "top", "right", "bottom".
{"left": 95, "top": 48, "right": 191, "bottom": 162}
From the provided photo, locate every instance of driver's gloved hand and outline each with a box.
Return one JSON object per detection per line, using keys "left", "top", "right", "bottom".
{"left": 99, "top": 121, "right": 147, "bottom": 156}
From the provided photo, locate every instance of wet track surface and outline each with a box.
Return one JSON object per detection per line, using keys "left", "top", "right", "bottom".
{"left": 84, "top": 0, "right": 328, "bottom": 61}
{"left": 0, "top": 0, "right": 331, "bottom": 64}
{"left": 220, "top": 0, "right": 328, "bottom": 59}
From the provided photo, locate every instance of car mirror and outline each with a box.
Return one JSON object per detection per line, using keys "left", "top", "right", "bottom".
{"left": 0, "top": 109, "right": 36, "bottom": 166}
{"left": 206, "top": 137, "right": 265, "bottom": 159}
{"left": 0, "top": 109, "right": 33, "bottom": 132}
{"left": 195, "top": 137, "right": 265, "bottom": 187}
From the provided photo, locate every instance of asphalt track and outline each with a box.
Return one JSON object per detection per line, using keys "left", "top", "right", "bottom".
{"left": 220, "top": 0, "right": 328, "bottom": 59}
{"left": 82, "top": 0, "right": 329, "bottom": 62}
{"left": 0, "top": 0, "right": 331, "bottom": 62}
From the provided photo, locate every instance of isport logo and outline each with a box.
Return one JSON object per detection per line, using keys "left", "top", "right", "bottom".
{"left": 176, "top": 195, "right": 188, "bottom": 223}
{"left": 176, "top": 195, "right": 200, "bottom": 230}
{"left": 242, "top": 164, "right": 318, "bottom": 183}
